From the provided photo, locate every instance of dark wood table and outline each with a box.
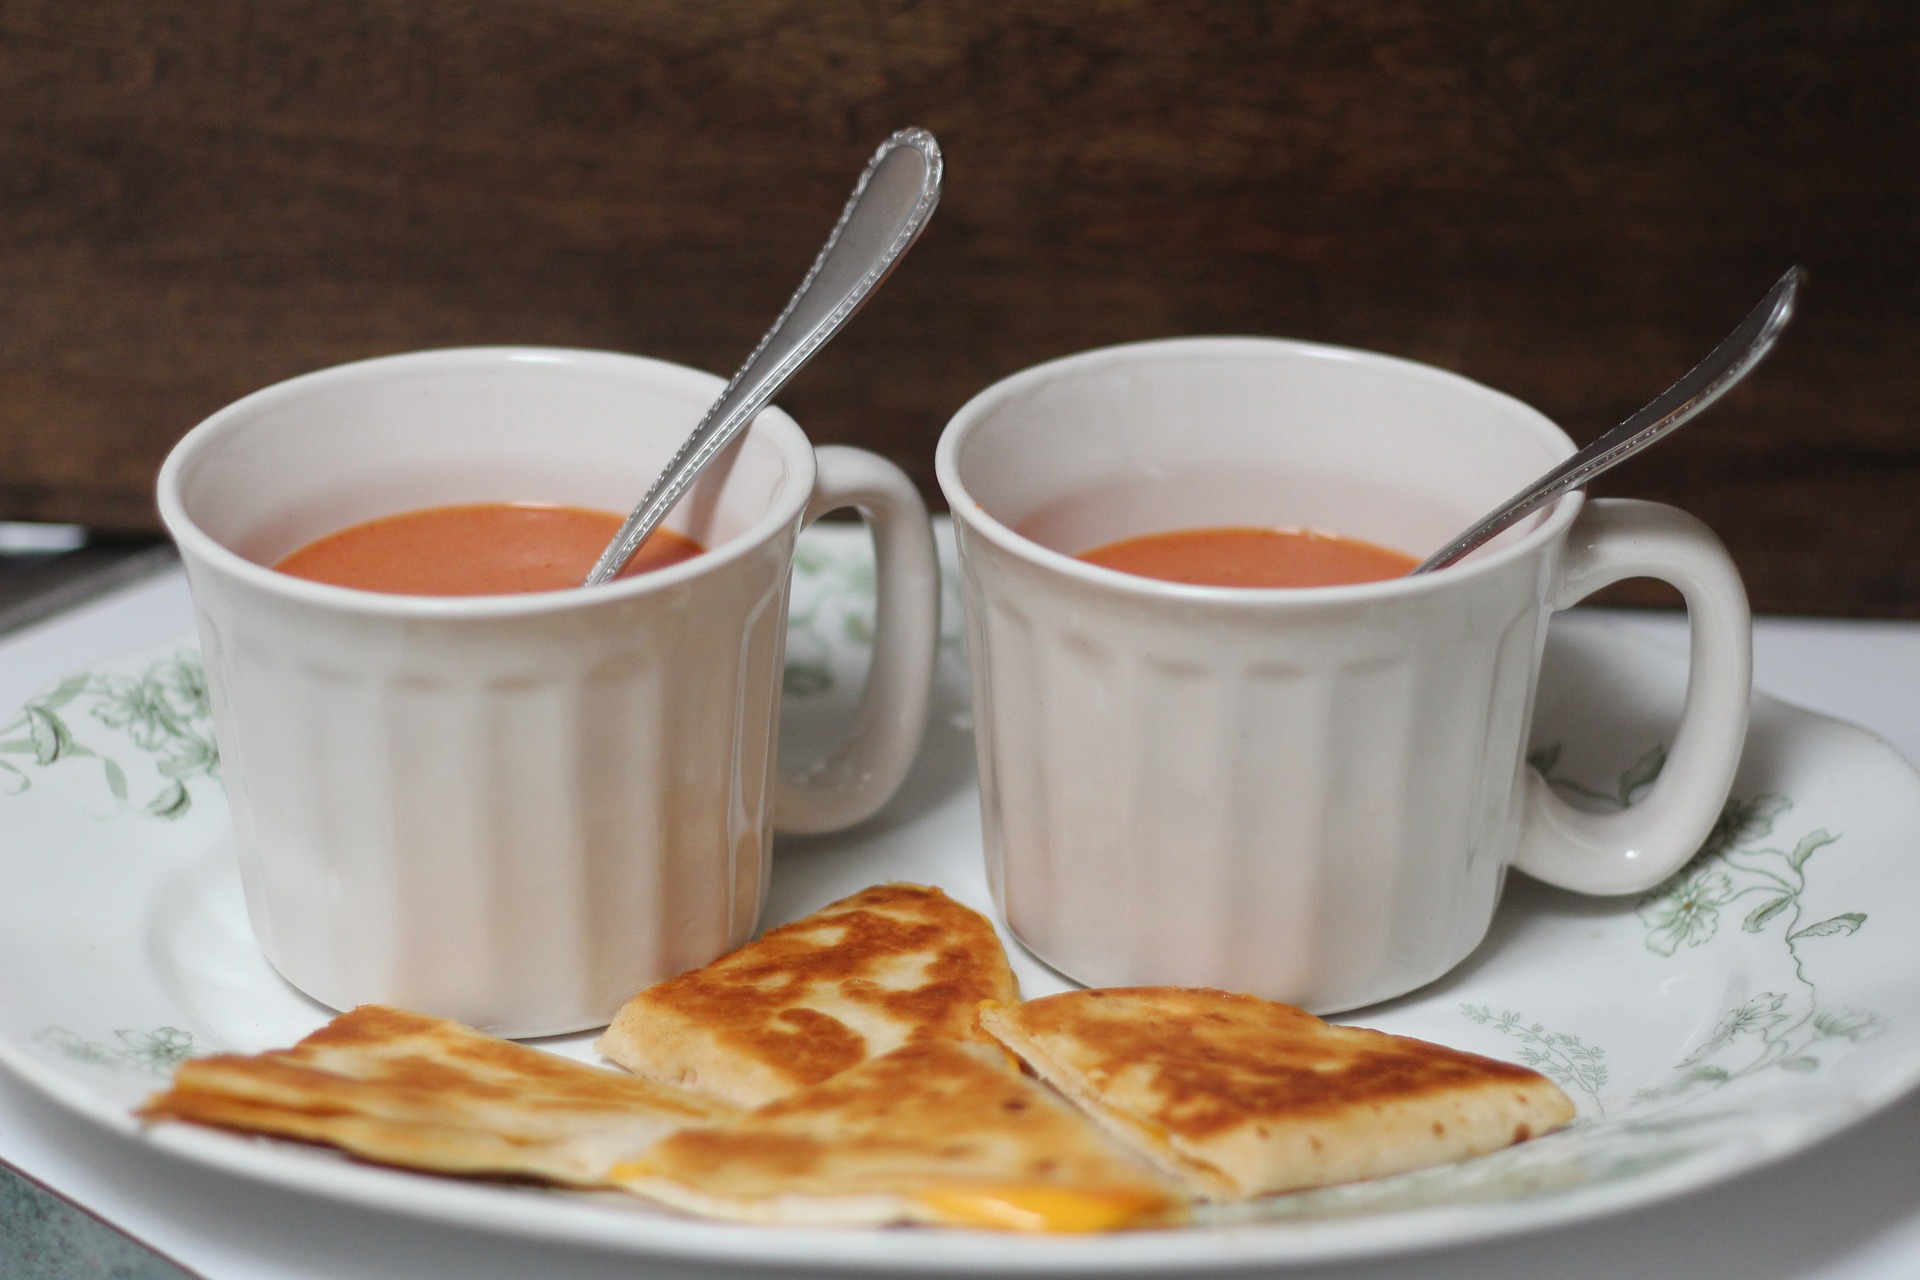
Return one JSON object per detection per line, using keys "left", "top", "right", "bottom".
{"left": 0, "top": 2, "right": 1912, "bottom": 608}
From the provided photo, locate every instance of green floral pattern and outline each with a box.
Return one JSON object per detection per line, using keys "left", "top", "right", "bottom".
{"left": 1525, "top": 742, "right": 1881, "bottom": 1104}
{"left": 0, "top": 651, "right": 218, "bottom": 818}
{"left": 1527, "top": 740, "right": 1666, "bottom": 811}
{"left": 1461, "top": 1005, "right": 1610, "bottom": 1113}
{"left": 35, "top": 1026, "right": 198, "bottom": 1076}
{"left": 1635, "top": 790, "right": 1879, "bottom": 1097}
{"left": 1637, "top": 793, "right": 1857, "bottom": 958}
{"left": 781, "top": 526, "right": 966, "bottom": 699}
{"left": 782, "top": 537, "right": 877, "bottom": 698}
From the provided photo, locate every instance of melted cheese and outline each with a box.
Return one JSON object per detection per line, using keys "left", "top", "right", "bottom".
{"left": 912, "top": 1184, "right": 1179, "bottom": 1233}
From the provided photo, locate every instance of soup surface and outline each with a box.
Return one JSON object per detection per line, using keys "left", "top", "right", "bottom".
{"left": 1076, "top": 526, "right": 1416, "bottom": 588}
{"left": 273, "top": 502, "right": 705, "bottom": 596}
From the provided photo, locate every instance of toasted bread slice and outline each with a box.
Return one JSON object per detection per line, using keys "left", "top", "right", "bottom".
{"left": 597, "top": 883, "right": 1019, "bottom": 1107}
{"left": 979, "top": 987, "right": 1575, "bottom": 1199}
{"left": 140, "top": 1005, "right": 733, "bottom": 1186}
{"left": 614, "top": 1039, "right": 1184, "bottom": 1231}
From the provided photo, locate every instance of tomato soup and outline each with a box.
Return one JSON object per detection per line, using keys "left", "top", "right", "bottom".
{"left": 273, "top": 502, "right": 705, "bottom": 596}
{"left": 1076, "top": 526, "right": 1416, "bottom": 588}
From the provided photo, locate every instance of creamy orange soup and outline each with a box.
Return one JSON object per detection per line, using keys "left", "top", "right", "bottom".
{"left": 273, "top": 502, "right": 705, "bottom": 596}
{"left": 1076, "top": 526, "right": 1416, "bottom": 588}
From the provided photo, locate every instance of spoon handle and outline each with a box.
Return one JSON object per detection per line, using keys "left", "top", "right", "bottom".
{"left": 1411, "top": 266, "right": 1803, "bottom": 576}
{"left": 584, "top": 128, "right": 943, "bottom": 586}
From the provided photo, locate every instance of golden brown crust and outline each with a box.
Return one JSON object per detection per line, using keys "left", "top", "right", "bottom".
{"left": 615, "top": 1039, "right": 1185, "bottom": 1230}
{"left": 596, "top": 883, "right": 1020, "bottom": 1107}
{"left": 980, "top": 987, "right": 1575, "bottom": 1199}
{"left": 141, "top": 1005, "right": 733, "bottom": 1185}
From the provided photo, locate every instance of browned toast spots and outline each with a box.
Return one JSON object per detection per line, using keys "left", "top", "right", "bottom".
{"left": 980, "top": 987, "right": 1575, "bottom": 1199}
{"left": 142, "top": 1004, "right": 733, "bottom": 1185}
{"left": 597, "top": 883, "right": 1019, "bottom": 1107}
{"left": 613, "top": 1038, "right": 1184, "bottom": 1231}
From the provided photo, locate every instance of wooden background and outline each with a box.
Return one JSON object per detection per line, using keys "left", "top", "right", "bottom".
{"left": 0, "top": 1, "right": 1913, "bottom": 614}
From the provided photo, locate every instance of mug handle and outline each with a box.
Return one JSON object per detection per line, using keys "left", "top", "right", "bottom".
{"left": 1513, "top": 498, "right": 1752, "bottom": 895}
{"left": 774, "top": 444, "right": 941, "bottom": 834}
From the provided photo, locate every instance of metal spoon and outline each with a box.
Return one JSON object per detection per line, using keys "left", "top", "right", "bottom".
{"left": 584, "top": 128, "right": 943, "bottom": 585}
{"left": 1412, "top": 265, "right": 1803, "bottom": 575}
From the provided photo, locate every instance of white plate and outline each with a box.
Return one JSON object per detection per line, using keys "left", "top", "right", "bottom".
{"left": 5, "top": 526, "right": 1920, "bottom": 1274}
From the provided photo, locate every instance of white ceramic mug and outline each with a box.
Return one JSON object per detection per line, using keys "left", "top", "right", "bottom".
{"left": 157, "top": 347, "right": 939, "bottom": 1036}
{"left": 936, "top": 337, "right": 1751, "bottom": 1013}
